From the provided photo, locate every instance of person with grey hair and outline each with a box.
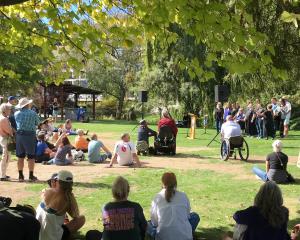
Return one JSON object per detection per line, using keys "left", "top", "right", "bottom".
{"left": 85, "top": 176, "right": 147, "bottom": 240}
{"left": 108, "top": 133, "right": 141, "bottom": 167}
{"left": 158, "top": 109, "right": 178, "bottom": 137}
{"left": 0, "top": 103, "right": 13, "bottom": 181}
{"left": 252, "top": 140, "right": 290, "bottom": 183}
{"left": 232, "top": 181, "right": 289, "bottom": 240}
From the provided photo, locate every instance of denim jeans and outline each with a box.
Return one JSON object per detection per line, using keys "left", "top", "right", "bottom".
{"left": 252, "top": 166, "right": 268, "bottom": 182}
{"left": 255, "top": 118, "right": 264, "bottom": 138}
{"left": 216, "top": 120, "right": 222, "bottom": 133}
{"left": 146, "top": 212, "right": 200, "bottom": 238}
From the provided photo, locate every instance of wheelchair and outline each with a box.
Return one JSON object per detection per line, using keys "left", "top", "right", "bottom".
{"left": 220, "top": 136, "right": 249, "bottom": 161}
{"left": 154, "top": 125, "right": 176, "bottom": 155}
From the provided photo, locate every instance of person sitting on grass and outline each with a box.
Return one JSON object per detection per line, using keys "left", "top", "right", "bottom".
{"left": 63, "top": 119, "right": 77, "bottom": 135}
{"left": 229, "top": 181, "right": 290, "bottom": 240}
{"left": 137, "top": 119, "right": 157, "bottom": 155}
{"left": 74, "top": 129, "right": 89, "bottom": 152}
{"left": 108, "top": 133, "right": 141, "bottom": 168}
{"left": 147, "top": 172, "right": 200, "bottom": 240}
{"left": 36, "top": 170, "right": 85, "bottom": 240}
{"left": 252, "top": 140, "right": 290, "bottom": 184}
{"left": 88, "top": 133, "right": 112, "bottom": 163}
{"left": 46, "top": 133, "right": 73, "bottom": 165}
{"left": 35, "top": 133, "right": 55, "bottom": 163}
{"left": 85, "top": 176, "right": 147, "bottom": 240}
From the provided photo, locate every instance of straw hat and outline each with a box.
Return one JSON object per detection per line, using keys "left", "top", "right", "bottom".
{"left": 16, "top": 97, "right": 33, "bottom": 109}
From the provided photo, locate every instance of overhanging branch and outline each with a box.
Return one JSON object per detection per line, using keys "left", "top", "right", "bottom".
{"left": 0, "top": 0, "right": 29, "bottom": 6}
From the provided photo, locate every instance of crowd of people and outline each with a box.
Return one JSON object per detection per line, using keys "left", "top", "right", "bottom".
{"left": 1, "top": 95, "right": 300, "bottom": 240}
{"left": 0, "top": 96, "right": 180, "bottom": 181}
{"left": 1, "top": 171, "right": 300, "bottom": 240}
{"left": 214, "top": 97, "right": 292, "bottom": 139}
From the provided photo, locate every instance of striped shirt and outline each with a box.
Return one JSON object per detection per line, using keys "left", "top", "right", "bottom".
{"left": 14, "top": 108, "right": 40, "bottom": 132}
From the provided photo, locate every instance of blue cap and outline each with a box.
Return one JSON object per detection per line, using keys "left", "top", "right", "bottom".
{"left": 8, "top": 96, "right": 16, "bottom": 101}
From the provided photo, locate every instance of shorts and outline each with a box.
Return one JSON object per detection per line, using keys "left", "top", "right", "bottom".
{"left": 16, "top": 131, "right": 36, "bottom": 159}
{"left": 61, "top": 224, "right": 70, "bottom": 240}
{"left": 284, "top": 116, "right": 290, "bottom": 125}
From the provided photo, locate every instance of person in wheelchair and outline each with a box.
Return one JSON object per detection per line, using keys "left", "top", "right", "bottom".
{"left": 221, "top": 115, "right": 242, "bottom": 156}
{"left": 137, "top": 120, "right": 157, "bottom": 155}
{"left": 158, "top": 109, "right": 178, "bottom": 137}
{"left": 221, "top": 115, "right": 242, "bottom": 140}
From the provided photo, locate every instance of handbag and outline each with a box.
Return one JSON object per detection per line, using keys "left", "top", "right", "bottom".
{"left": 276, "top": 152, "right": 295, "bottom": 183}
{"left": 7, "top": 136, "right": 16, "bottom": 152}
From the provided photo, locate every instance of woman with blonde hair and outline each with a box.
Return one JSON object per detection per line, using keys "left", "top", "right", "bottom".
{"left": 252, "top": 140, "right": 290, "bottom": 183}
{"left": 36, "top": 170, "right": 85, "bottom": 240}
{"left": 86, "top": 176, "right": 147, "bottom": 240}
{"left": 0, "top": 103, "right": 13, "bottom": 181}
{"left": 232, "top": 181, "right": 289, "bottom": 240}
{"left": 147, "top": 172, "right": 200, "bottom": 240}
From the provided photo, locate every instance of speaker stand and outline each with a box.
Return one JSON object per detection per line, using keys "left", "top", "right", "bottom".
{"left": 141, "top": 102, "right": 144, "bottom": 119}
{"left": 207, "top": 132, "right": 220, "bottom": 147}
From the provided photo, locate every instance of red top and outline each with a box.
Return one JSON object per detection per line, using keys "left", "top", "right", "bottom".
{"left": 158, "top": 117, "right": 178, "bottom": 137}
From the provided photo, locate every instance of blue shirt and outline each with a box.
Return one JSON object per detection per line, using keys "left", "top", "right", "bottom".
{"left": 36, "top": 141, "right": 48, "bottom": 156}
{"left": 14, "top": 108, "right": 40, "bottom": 132}
{"left": 88, "top": 140, "right": 104, "bottom": 162}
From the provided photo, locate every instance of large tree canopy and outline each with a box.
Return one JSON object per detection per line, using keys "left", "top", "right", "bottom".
{"left": 1, "top": 0, "right": 297, "bottom": 84}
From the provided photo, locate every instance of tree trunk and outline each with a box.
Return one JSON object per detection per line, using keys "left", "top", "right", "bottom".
{"left": 116, "top": 90, "right": 125, "bottom": 120}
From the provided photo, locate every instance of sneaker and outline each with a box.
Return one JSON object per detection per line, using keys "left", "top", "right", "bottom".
{"left": 29, "top": 175, "right": 38, "bottom": 182}
{"left": 0, "top": 177, "right": 8, "bottom": 181}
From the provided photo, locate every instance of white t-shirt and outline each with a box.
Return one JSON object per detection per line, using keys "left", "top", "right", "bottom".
{"left": 36, "top": 203, "right": 65, "bottom": 240}
{"left": 113, "top": 141, "right": 136, "bottom": 165}
{"left": 151, "top": 189, "right": 192, "bottom": 240}
{"left": 221, "top": 121, "right": 241, "bottom": 138}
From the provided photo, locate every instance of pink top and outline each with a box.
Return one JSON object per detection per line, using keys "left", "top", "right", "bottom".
{"left": 0, "top": 116, "right": 13, "bottom": 137}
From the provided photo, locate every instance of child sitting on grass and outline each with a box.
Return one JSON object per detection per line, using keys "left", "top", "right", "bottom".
{"left": 35, "top": 133, "right": 55, "bottom": 163}
{"left": 74, "top": 129, "right": 90, "bottom": 153}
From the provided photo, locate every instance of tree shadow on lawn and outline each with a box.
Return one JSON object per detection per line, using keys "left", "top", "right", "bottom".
{"left": 149, "top": 153, "right": 219, "bottom": 160}
{"left": 74, "top": 182, "right": 111, "bottom": 189}
{"left": 195, "top": 226, "right": 232, "bottom": 240}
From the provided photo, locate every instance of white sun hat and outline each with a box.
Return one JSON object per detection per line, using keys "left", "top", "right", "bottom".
{"left": 15, "top": 97, "right": 33, "bottom": 109}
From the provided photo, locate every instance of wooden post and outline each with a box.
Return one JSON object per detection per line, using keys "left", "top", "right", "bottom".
{"left": 188, "top": 114, "right": 197, "bottom": 139}
{"left": 92, "top": 94, "right": 96, "bottom": 120}
{"left": 43, "top": 85, "right": 47, "bottom": 119}
{"left": 60, "top": 85, "right": 64, "bottom": 121}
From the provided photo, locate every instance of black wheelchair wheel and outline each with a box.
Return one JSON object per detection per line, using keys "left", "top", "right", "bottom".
{"left": 238, "top": 140, "right": 249, "bottom": 161}
{"left": 220, "top": 139, "right": 230, "bottom": 161}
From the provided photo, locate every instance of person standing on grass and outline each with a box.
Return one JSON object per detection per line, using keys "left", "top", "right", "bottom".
{"left": 14, "top": 97, "right": 40, "bottom": 182}
{"left": 7, "top": 96, "right": 18, "bottom": 131}
{"left": 0, "top": 103, "right": 13, "bottom": 181}
{"left": 86, "top": 176, "right": 147, "bottom": 240}
{"left": 88, "top": 133, "right": 112, "bottom": 163}
{"left": 147, "top": 172, "right": 200, "bottom": 240}
{"left": 51, "top": 97, "right": 59, "bottom": 123}
{"left": 280, "top": 98, "right": 292, "bottom": 138}
{"left": 109, "top": 133, "right": 141, "bottom": 167}
{"left": 36, "top": 170, "right": 85, "bottom": 240}
{"left": 214, "top": 102, "right": 224, "bottom": 133}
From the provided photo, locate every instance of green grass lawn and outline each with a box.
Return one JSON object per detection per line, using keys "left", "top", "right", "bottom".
{"left": 21, "top": 120, "right": 300, "bottom": 239}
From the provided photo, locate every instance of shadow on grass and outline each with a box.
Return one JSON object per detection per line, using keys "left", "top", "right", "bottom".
{"left": 196, "top": 226, "right": 232, "bottom": 240}
{"left": 74, "top": 182, "right": 111, "bottom": 189}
